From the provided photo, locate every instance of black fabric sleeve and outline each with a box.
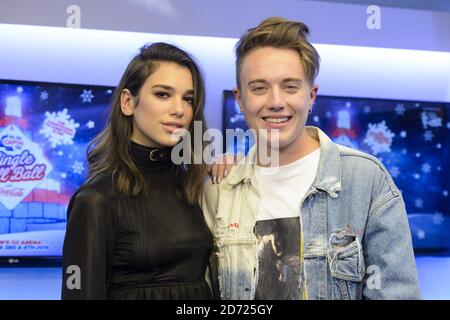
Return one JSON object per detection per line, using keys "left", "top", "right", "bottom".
{"left": 61, "top": 186, "right": 114, "bottom": 300}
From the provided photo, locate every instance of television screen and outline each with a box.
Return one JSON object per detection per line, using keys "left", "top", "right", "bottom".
{"left": 222, "top": 90, "right": 450, "bottom": 252}
{"left": 0, "top": 79, "right": 114, "bottom": 258}
{"left": 222, "top": 91, "right": 254, "bottom": 155}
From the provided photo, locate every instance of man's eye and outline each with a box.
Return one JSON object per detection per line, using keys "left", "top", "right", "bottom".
{"left": 252, "top": 86, "right": 266, "bottom": 92}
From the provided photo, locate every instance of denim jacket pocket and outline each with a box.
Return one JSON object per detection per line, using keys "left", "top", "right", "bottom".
{"left": 328, "top": 231, "right": 365, "bottom": 281}
{"left": 328, "top": 231, "right": 365, "bottom": 299}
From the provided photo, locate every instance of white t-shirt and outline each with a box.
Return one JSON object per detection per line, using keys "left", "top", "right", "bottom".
{"left": 254, "top": 148, "right": 321, "bottom": 221}
{"left": 253, "top": 148, "right": 321, "bottom": 299}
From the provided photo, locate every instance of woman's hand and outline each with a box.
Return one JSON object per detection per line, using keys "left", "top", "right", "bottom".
{"left": 207, "top": 153, "right": 243, "bottom": 184}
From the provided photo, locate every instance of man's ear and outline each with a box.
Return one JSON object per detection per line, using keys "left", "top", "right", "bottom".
{"left": 232, "top": 87, "right": 244, "bottom": 113}
{"left": 309, "top": 84, "right": 319, "bottom": 105}
{"left": 120, "top": 89, "right": 135, "bottom": 116}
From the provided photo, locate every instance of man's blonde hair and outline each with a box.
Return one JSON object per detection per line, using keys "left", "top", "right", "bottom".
{"left": 235, "top": 17, "right": 320, "bottom": 88}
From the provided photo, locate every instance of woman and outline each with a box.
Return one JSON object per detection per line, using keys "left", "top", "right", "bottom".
{"left": 62, "top": 42, "right": 216, "bottom": 300}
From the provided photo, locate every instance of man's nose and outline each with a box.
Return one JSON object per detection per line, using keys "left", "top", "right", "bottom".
{"left": 267, "top": 89, "right": 286, "bottom": 111}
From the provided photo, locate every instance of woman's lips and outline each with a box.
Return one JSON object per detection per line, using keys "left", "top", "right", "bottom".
{"left": 162, "top": 123, "right": 184, "bottom": 133}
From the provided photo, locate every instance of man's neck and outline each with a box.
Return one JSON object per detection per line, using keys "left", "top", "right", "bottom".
{"left": 257, "top": 129, "right": 320, "bottom": 167}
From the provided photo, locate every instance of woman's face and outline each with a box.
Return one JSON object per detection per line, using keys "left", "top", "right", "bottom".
{"left": 121, "top": 61, "right": 195, "bottom": 148}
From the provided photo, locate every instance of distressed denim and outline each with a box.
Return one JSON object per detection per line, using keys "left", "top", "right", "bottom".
{"left": 201, "top": 126, "right": 421, "bottom": 300}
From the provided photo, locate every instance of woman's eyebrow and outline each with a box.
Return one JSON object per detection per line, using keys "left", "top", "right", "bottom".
{"left": 151, "top": 84, "right": 174, "bottom": 91}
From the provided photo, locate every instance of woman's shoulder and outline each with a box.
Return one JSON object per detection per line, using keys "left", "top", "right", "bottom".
{"left": 67, "top": 174, "right": 117, "bottom": 221}
{"left": 73, "top": 174, "right": 116, "bottom": 203}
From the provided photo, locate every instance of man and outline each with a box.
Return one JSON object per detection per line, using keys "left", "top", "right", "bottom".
{"left": 202, "top": 17, "right": 421, "bottom": 299}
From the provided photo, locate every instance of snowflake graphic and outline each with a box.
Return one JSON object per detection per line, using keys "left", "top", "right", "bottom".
{"left": 364, "top": 121, "right": 395, "bottom": 155}
{"left": 413, "top": 173, "right": 420, "bottom": 180}
{"left": 313, "top": 116, "right": 319, "bottom": 123}
{"left": 80, "top": 90, "right": 95, "bottom": 103}
{"left": 17, "top": 86, "right": 23, "bottom": 93}
{"left": 395, "top": 104, "right": 405, "bottom": 115}
{"left": 86, "top": 120, "right": 95, "bottom": 129}
{"left": 326, "top": 111, "right": 332, "bottom": 118}
{"left": 57, "top": 150, "right": 64, "bottom": 156}
{"left": 416, "top": 153, "right": 421, "bottom": 158}
{"left": 432, "top": 213, "right": 444, "bottom": 225}
{"left": 415, "top": 198, "right": 423, "bottom": 208}
{"left": 71, "top": 161, "right": 84, "bottom": 175}
{"left": 417, "top": 229, "right": 426, "bottom": 240}
{"left": 400, "top": 131, "right": 407, "bottom": 138}
{"left": 61, "top": 172, "right": 67, "bottom": 179}
{"left": 401, "top": 148, "right": 408, "bottom": 154}
{"left": 423, "top": 130, "right": 433, "bottom": 141}
{"left": 447, "top": 122, "right": 450, "bottom": 129}
{"left": 421, "top": 163, "right": 431, "bottom": 174}
{"left": 443, "top": 190, "right": 448, "bottom": 197}
{"left": 345, "top": 102, "right": 351, "bottom": 108}
{"left": 437, "top": 143, "right": 442, "bottom": 149}
{"left": 390, "top": 166, "right": 400, "bottom": 178}
{"left": 39, "top": 108, "right": 80, "bottom": 148}
{"left": 364, "top": 106, "right": 371, "bottom": 114}
{"left": 40, "top": 91, "right": 49, "bottom": 101}
{"left": 106, "top": 89, "right": 113, "bottom": 94}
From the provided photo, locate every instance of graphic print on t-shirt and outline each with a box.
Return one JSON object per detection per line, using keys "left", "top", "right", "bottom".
{"left": 254, "top": 217, "right": 301, "bottom": 300}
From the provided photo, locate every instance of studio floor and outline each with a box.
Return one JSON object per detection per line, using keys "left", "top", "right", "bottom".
{"left": 0, "top": 255, "right": 448, "bottom": 300}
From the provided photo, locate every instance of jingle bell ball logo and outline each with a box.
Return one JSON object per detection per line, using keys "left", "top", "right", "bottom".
{"left": 0, "top": 125, "right": 52, "bottom": 210}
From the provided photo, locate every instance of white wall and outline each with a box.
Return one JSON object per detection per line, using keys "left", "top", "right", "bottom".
{"left": 1, "top": 0, "right": 449, "bottom": 52}
{"left": 0, "top": 24, "right": 449, "bottom": 130}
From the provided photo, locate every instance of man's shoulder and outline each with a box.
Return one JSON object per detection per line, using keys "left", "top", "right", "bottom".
{"left": 335, "top": 144, "right": 399, "bottom": 195}
{"left": 337, "top": 144, "right": 387, "bottom": 173}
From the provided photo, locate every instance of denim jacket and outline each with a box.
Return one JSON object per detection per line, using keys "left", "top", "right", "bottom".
{"left": 201, "top": 126, "right": 421, "bottom": 300}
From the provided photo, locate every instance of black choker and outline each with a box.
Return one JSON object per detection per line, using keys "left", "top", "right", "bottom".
{"left": 148, "top": 148, "right": 171, "bottom": 162}
{"left": 130, "top": 140, "right": 172, "bottom": 164}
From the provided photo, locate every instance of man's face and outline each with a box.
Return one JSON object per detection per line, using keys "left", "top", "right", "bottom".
{"left": 234, "top": 47, "right": 318, "bottom": 153}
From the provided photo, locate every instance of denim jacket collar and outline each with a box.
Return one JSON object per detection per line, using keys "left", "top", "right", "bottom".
{"left": 226, "top": 126, "right": 342, "bottom": 198}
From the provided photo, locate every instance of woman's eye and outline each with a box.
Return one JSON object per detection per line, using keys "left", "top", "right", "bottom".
{"left": 184, "top": 97, "right": 194, "bottom": 105}
{"left": 155, "top": 92, "right": 170, "bottom": 98}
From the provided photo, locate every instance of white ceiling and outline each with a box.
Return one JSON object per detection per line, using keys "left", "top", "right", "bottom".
{"left": 309, "top": 0, "right": 450, "bottom": 12}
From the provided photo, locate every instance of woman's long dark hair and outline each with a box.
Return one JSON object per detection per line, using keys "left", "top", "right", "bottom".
{"left": 86, "top": 42, "right": 208, "bottom": 204}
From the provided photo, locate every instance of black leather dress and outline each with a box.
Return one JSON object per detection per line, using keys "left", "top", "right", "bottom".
{"left": 61, "top": 141, "right": 213, "bottom": 300}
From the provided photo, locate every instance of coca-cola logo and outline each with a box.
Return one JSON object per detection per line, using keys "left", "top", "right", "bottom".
{"left": 0, "top": 187, "right": 24, "bottom": 197}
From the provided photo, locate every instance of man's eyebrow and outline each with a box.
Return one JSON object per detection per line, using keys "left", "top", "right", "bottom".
{"left": 247, "top": 79, "right": 268, "bottom": 86}
{"left": 247, "top": 78, "right": 303, "bottom": 86}
{"left": 281, "top": 78, "right": 303, "bottom": 83}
